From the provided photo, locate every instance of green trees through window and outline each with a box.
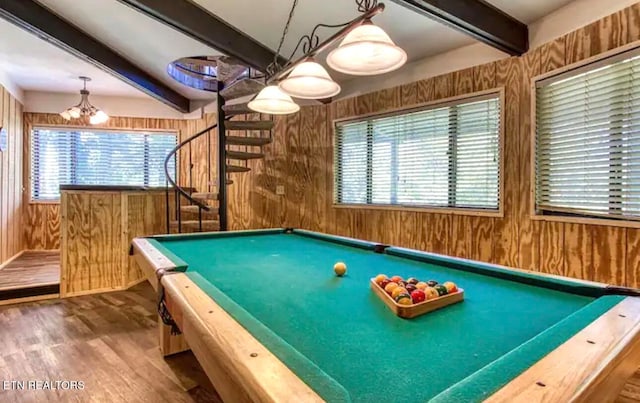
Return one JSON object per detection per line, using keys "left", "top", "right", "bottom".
{"left": 30, "top": 128, "right": 176, "bottom": 201}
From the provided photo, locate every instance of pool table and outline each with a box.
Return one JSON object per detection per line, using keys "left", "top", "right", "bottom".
{"left": 131, "top": 228, "right": 640, "bottom": 403}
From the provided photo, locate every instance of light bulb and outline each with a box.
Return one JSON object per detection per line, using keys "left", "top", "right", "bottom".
{"left": 327, "top": 22, "right": 407, "bottom": 76}
{"left": 94, "top": 110, "right": 109, "bottom": 124}
{"left": 278, "top": 60, "right": 341, "bottom": 99}
{"left": 60, "top": 110, "right": 72, "bottom": 120}
{"left": 68, "top": 106, "right": 82, "bottom": 119}
{"left": 247, "top": 85, "right": 300, "bottom": 115}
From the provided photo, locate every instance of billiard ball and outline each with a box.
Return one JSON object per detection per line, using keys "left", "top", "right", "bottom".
{"left": 397, "top": 280, "right": 407, "bottom": 288}
{"left": 443, "top": 281, "right": 458, "bottom": 293}
{"left": 434, "top": 285, "right": 448, "bottom": 296}
{"left": 334, "top": 262, "right": 347, "bottom": 277}
{"left": 427, "top": 280, "right": 438, "bottom": 287}
{"left": 415, "top": 282, "right": 428, "bottom": 290}
{"left": 395, "top": 293, "right": 413, "bottom": 305}
{"left": 424, "top": 287, "right": 439, "bottom": 300}
{"left": 374, "top": 274, "right": 388, "bottom": 284}
{"left": 411, "top": 289, "right": 426, "bottom": 303}
{"left": 379, "top": 279, "right": 391, "bottom": 289}
{"left": 406, "top": 277, "right": 419, "bottom": 285}
{"left": 390, "top": 275, "right": 403, "bottom": 283}
{"left": 391, "top": 287, "right": 408, "bottom": 299}
{"left": 385, "top": 282, "right": 399, "bottom": 295}
{"left": 405, "top": 284, "right": 417, "bottom": 293}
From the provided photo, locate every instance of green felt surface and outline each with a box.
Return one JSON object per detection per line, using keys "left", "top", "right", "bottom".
{"left": 154, "top": 231, "right": 620, "bottom": 402}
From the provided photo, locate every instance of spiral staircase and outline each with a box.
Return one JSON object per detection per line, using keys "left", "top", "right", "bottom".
{"left": 164, "top": 57, "right": 273, "bottom": 233}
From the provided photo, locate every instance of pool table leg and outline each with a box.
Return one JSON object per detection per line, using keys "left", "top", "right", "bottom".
{"left": 159, "top": 318, "right": 189, "bottom": 356}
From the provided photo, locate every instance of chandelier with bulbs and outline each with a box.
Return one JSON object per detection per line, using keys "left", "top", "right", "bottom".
{"left": 248, "top": 0, "right": 406, "bottom": 115}
{"left": 59, "top": 76, "right": 109, "bottom": 125}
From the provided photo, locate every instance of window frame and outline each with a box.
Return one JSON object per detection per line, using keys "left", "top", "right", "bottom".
{"left": 28, "top": 124, "right": 179, "bottom": 204}
{"left": 331, "top": 88, "right": 505, "bottom": 218}
{"left": 531, "top": 40, "right": 640, "bottom": 229}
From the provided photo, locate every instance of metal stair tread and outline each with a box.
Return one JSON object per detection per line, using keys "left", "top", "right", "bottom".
{"left": 226, "top": 150, "right": 265, "bottom": 160}
{"left": 222, "top": 103, "right": 255, "bottom": 117}
{"left": 225, "top": 136, "right": 272, "bottom": 146}
{"left": 179, "top": 205, "right": 219, "bottom": 214}
{"left": 219, "top": 78, "right": 264, "bottom": 100}
{"left": 191, "top": 192, "right": 219, "bottom": 200}
{"left": 225, "top": 120, "right": 274, "bottom": 131}
{"left": 226, "top": 165, "right": 251, "bottom": 173}
{"left": 216, "top": 56, "right": 250, "bottom": 85}
{"left": 170, "top": 220, "right": 220, "bottom": 228}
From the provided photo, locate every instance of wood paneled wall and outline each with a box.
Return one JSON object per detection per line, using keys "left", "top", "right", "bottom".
{"left": 22, "top": 112, "right": 217, "bottom": 250}
{"left": 227, "top": 4, "right": 640, "bottom": 289}
{"left": 60, "top": 189, "right": 168, "bottom": 297}
{"left": 0, "top": 85, "right": 24, "bottom": 265}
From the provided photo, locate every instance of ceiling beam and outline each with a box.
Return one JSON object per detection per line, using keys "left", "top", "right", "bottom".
{"left": 116, "top": 0, "right": 285, "bottom": 72}
{"left": 0, "top": 0, "right": 190, "bottom": 112}
{"left": 389, "top": 0, "right": 528, "bottom": 56}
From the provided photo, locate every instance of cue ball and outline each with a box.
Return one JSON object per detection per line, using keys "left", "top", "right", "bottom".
{"left": 334, "top": 262, "right": 347, "bottom": 276}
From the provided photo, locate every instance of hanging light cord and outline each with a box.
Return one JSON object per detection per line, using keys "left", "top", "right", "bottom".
{"left": 356, "top": 0, "right": 378, "bottom": 12}
{"left": 268, "top": 0, "right": 299, "bottom": 76}
{"left": 266, "top": 0, "right": 381, "bottom": 79}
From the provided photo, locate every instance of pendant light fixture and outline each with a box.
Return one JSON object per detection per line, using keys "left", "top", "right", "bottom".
{"left": 278, "top": 59, "right": 341, "bottom": 99}
{"left": 60, "top": 77, "right": 109, "bottom": 125}
{"left": 327, "top": 20, "right": 407, "bottom": 75}
{"left": 247, "top": 85, "right": 300, "bottom": 115}
{"left": 248, "top": 0, "right": 405, "bottom": 114}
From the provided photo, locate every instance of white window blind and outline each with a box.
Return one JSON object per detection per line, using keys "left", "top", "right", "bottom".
{"left": 31, "top": 128, "right": 177, "bottom": 201}
{"left": 536, "top": 51, "right": 640, "bottom": 221}
{"left": 334, "top": 94, "right": 501, "bottom": 210}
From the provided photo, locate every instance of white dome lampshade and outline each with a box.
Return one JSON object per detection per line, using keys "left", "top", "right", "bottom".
{"left": 248, "top": 85, "right": 300, "bottom": 115}
{"left": 278, "top": 60, "right": 341, "bottom": 99}
{"left": 68, "top": 106, "right": 82, "bottom": 119}
{"left": 59, "top": 110, "right": 72, "bottom": 120}
{"left": 89, "top": 110, "right": 109, "bottom": 125}
{"left": 327, "top": 21, "right": 407, "bottom": 76}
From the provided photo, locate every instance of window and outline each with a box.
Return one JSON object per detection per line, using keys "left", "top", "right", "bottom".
{"left": 334, "top": 93, "right": 501, "bottom": 210}
{"left": 535, "top": 50, "right": 640, "bottom": 221}
{"left": 30, "top": 127, "right": 177, "bottom": 201}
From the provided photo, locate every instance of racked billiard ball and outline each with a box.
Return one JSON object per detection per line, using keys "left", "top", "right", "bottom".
{"left": 411, "top": 289, "right": 426, "bottom": 303}
{"left": 390, "top": 275, "right": 403, "bottom": 283}
{"left": 374, "top": 274, "right": 388, "bottom": 284}
{"left": 434, "top": 285, "right": 448, "bottom": 296}
{"left": 406, "top": 277, "right": 419, "bottom": 285}
{"left": 424, "top": 287, "right": 439, "bottom": 300}
{"left": 405, "top": 284, "right": 417, "bottom": 293}
{"left": 397, "top": 280, "right": 407, "bottom": 288}
{"left": 443, "top": 281, "right": 458, "bottom": 293}
{"left": 395, "top": 293, "right": 413, "bottom": 305}
{"left": 391, "top": 287, "right": 408, "bottom": 299}
{"left": 415, "top": 282, "right": 428, "bottom": 290}
{"left": 385, "top": 282, "right": 399, "bottom": 295}
{"left": 379, "top": 279, "right": 391, "bottom": 289}
{"left": 427, "top": 280, "right": 438, "bottom": 287}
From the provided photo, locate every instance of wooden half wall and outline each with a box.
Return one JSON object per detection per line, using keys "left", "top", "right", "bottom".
{"left": 22, "top": 112, "right": 218, "bottom": 250}
{"left": 226, "top": 3, "right": 640, "bottom": 289}
{"left": 0, "top": 85, "right": 24, "bottom": 266}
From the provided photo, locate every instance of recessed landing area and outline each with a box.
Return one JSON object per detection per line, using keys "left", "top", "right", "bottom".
{"left": 0, "top": 251, "right": 60, "bottom": 304}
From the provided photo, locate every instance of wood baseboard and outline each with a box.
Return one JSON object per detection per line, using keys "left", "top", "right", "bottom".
{"left": 0, "top": 251, "right": 25, "bottom": 271}
{"left": 61, "top": 286, "right": 127, "bottom": 298}
{"left": 0, "top": 293, "right": 60, "bottom": 306}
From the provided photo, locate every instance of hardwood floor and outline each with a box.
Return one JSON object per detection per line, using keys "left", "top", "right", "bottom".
{"left": 0, "top": 251, "right": 60, "bottom": 290}
{"left": 0, "top": 280, "right": 637, "bottom": 402}
{"left": 620, "top": 371, "right": 640, "bottom": 403}
{"left": 0, "top": 282, "right": 220, "bottom": 403}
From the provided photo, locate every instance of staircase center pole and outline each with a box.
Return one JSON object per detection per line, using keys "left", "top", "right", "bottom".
{"left": 217, "top": 82, "right": 228, "bottom": 231}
